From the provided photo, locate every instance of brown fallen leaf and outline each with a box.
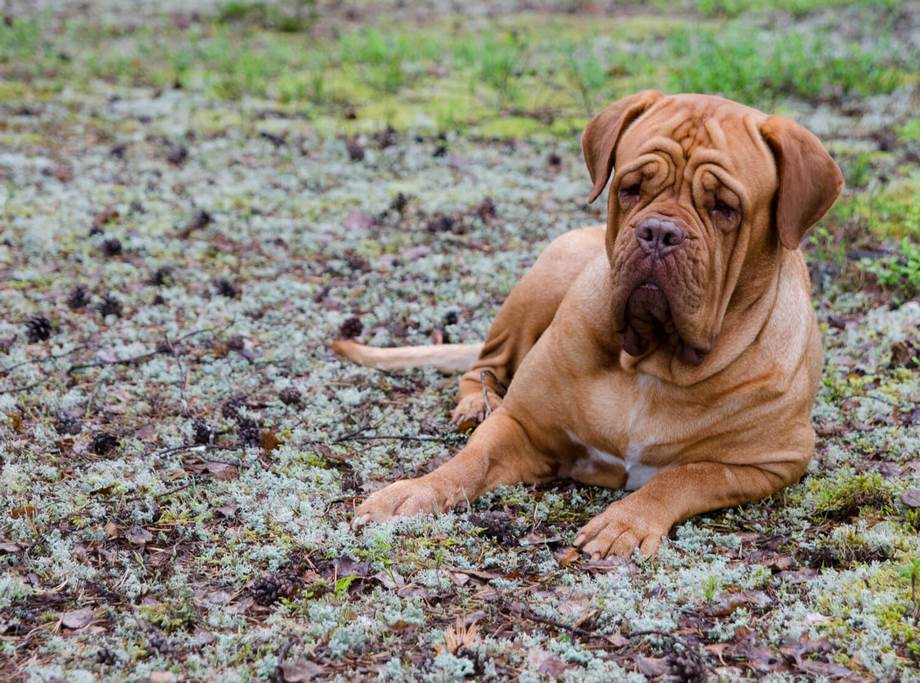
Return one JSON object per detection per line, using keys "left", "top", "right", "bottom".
{"left": 185, "top": 457, "right": 238, "bottom": 481}
{"left": 555, "top": 546, "right": 580, "bottom": 567}
{"left": 0, "top": 540, "right": 24, "bottom": 553}
{"left": 537, "top": 656, "right": 570, "bottom": 676}
{"left": 194, "top": 629, "right": 216, "bottom": 646}
{"left": 635, "top": 655, "right": 670, "bottom": 677}
{"left": 214, "top": 504, "right": 239, "bottom": 519}
{"left": 520, "top": 531, "right": 562, "bottom": 546}
{"left": 149, "top": 673, "right": 177, "bottom": 683}
{"left": 435, "top": 619, "right": 481, "bottom": 656}
{"left": 10, "top": 505, "right": 36, "bottom": 519}
{"left": 798, "top": 660, "right": 864, "bottom": 681}
{"left": 702, "top": 590, "right": 771, "bottom": 618}
{"left": 260, "top": 430, "right": 280, "bottom": 454}
{"left": 280, "top": 659, "right": 325, "bottom": 681}
{"left": 125, "top": 525, "right": 153, "bottom": 546}
{"left": 372, "top": 569, "right": 405, "bottom": 590}
{"left": 900, "top": 488, "right": 920, "bottom": 508}
{"left": 60, "top": 606, "right": 95, "bottom": 629}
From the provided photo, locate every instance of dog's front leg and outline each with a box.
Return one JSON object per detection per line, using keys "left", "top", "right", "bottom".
{"left": 352, "top": 412, "right": 554, "bottom": 527}
{"left": 574, "top": 457, "right": 808, "bottom": 558}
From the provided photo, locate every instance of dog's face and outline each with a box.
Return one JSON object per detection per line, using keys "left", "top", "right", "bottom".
{"left": 583, "top": 92, "right": 843, "bottom": 365}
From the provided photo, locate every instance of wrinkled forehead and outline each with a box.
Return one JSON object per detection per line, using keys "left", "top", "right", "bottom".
{"left": 615, "top": 96, "right": 777, "bottom": 194}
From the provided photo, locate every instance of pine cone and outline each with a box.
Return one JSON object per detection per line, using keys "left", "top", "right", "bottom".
{"left": 98, "top": 294, "right": 123, "bottom": 318}
{"left": 192, "top": 420, "right": 215, "bottom": 445}
{"left": 667, "top": 648, "right": 705, "bottom": 683}
{"left": 238, "top": 417, "right": 261, "bottom": 447}
{"left": 469, "top": 511, "right": 516, "bottom": 545}
{"left": 189, "top": 208, "right": 211, "bottom": 231}
{"left": 67, "top": 285, "right": 90, "bottom": 310}
{"left": 279, "top": 387, "right": 302, "bottom": 406}
{"left": 222, "top": 396, "right": 245, "bottom": 419}
{"left": 339, "top": 317, "right": 363, "bottom": 339}
{"left": 55, "top": 414, "right": 82, "bottom": 435}
{"left": 91, "top": 432, "right": 118, "bottom": 455}
{"left": 26, "top": 314, "right": 52, "bottom": 342}
{"left": 150, "top": 267, "right": 173, "bottom": 286}
{"left": 95, "top": 647, "right": 117, "bottom": 665}
{"left": 214, "top": 278, "right": 239, "bottom": 299}
{"left": 252, "top": 573, "right": 297, "bottom": 606}
{"left": 101, "top": 237, "right": 123, "bottom": 257}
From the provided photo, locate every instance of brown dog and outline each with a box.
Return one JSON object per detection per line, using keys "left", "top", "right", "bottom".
{"left": 334, "top": 91, "right": 843, "bottom": 558}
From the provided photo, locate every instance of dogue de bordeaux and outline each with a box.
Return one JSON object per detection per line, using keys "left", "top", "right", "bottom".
{"left": 334, "top": 91, "right": 843, "bottom": 558}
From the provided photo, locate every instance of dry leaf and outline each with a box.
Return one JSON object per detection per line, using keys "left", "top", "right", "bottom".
{"left": 373, "top": 569, "right": 405, "bottom": 590}
{"left": 149, "top": 673, "right": 177, "bottom": 683}
{"left": 636, "top": 655, "right": 669, "bottom": 677}
{"left": 555, "top": 546, "right": 580, "bottom": 567}
{"left": 260, "top": 430, "right": 280, "bottom": 454}
{"left": 214, "top": 504, "right": 239, "bottom": 519}
{"left": 10, "top": 505, "right": 36, "bottom": 519}
{"left": 702, "top": 590, "right": 771, "bottom": 618}
{"left": 436, "top": 619, "right": 481, "bottom": 655}
{"left": 520, "top": 531, "right": 562, "bottom": 546}
{"left": 280, "top": 659, "right": 325, "bottom": 681}
{"left": 194, "top": 629, "right": 216, "bottom": 646}
{"left": 900, "top": 489, "right": 920, "bottom": 508}
{"left": 60, "top": 606, "right": 95, "bottom": 629}
{"left": 0, "top": 541, "right": 24, "bottom": 553}
{"left": 125, "top": 525, "right": 153, "bottom": 546}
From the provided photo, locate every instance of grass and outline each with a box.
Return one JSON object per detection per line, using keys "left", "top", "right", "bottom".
{"left": 2, "top": 3, "right": 914, "bottom": 135}
{"left": 0, "top": 0, "right": 918, "bottom": 680}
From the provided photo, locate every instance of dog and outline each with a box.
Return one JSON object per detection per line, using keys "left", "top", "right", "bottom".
{"left": 334, "top": 91, "right": 843, "bottom": 558}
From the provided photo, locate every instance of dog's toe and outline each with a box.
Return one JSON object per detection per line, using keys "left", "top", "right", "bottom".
{"left": 352, "top": 478, "right": 447, "bottom": 528}
{"left": 574, "top": 500, "right": 668, "bottom": 559}
{"left": 450, "top": 393, "right": 503, "bottom": 432}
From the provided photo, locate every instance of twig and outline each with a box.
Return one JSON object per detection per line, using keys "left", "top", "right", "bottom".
{"left": 155, "top": 482, "right": 194, "bottom": 499}
{"left": 0, "top": 344, "right": 88, "bottom": 377}
{"left": 0, "top": 379, "right": 49, "bottom": 395}
{"left": 329, "top": 434, "right": 464, "bottom": 444}
{"left": 66, "top": 325, "right": 228, "bottom": 375}
{"left": 506, "top": 602, "right": 708, "bottom": 674}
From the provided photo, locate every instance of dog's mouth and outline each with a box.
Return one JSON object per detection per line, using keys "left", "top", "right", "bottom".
{"left": 617, "top": 281, "right": 710, "bottom": 366}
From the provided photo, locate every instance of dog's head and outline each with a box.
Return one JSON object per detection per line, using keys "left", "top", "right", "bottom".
{"left": 583, "top": 91, "right": 843, "bottom": 365}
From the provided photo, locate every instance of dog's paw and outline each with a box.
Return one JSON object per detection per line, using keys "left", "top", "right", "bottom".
{"left": 351, "top": 478, "right": 451, "bottom": 528}
{"left": 450, "top": 392, "right": 503, "bottom": 432}
{"left": 573, "top": 499, "right": 670, "bottom": 559}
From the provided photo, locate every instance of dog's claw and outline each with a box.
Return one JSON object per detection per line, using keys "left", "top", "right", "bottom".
{"left": 574, "top": 499, "right": 668, "bottom": 559}
{"left": 352, "top": 477, "right": 449, "bottom": 526}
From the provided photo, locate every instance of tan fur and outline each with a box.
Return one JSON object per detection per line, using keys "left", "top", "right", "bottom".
{"left": 331, "top": 339, "right": 482, "bottom": 373}
{"left": 338, "top": 93, "right": 843, "bottom": 559}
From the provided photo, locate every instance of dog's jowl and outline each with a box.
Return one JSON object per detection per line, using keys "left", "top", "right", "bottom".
{"left": 335, "top": 91, "right": 844, "bottom": 559}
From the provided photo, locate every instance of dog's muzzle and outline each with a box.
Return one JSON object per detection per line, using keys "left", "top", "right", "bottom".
{"left": 635, "top": 217, "right": 686, "bottom": 257}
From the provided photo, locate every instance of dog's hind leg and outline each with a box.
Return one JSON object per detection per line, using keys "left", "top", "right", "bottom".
{"left": 453, "top": 226, "right": 605, "bottom": 429}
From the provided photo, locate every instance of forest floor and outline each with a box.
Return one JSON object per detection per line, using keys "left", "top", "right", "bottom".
{"left": 1, "top": 0, "right": 918, "bottom": 680}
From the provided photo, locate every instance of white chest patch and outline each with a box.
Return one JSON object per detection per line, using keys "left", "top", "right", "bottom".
{"left": 566, "top": 432, "right": 659, "bottom": 490}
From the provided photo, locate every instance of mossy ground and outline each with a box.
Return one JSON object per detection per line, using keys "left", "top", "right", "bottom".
{"left": 1, "top": 1, "right": 918, "bottom": 681}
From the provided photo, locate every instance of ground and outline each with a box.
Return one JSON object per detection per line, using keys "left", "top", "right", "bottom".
{"left": 0, "top": 0, "right": 918, "bottom": 681}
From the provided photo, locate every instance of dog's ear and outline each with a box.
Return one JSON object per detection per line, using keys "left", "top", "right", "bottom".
{"left": 760, "top": 116, "right": 844, "bottom": 250}
{"left": 583, "top": 90, "right": 663, "bottom": 203}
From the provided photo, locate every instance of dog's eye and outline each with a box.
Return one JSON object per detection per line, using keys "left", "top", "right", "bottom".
{"left": 619, "top": 183, "right": 641, "bottom": 203}
{"left": 711, "top": 199, "right": 737, "bottom": 220}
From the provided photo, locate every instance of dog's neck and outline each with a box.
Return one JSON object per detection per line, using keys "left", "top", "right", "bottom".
{"left": 619, "top": 249, "right": 792, "bottom": 387}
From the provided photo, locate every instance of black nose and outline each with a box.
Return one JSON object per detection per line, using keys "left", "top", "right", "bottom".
{"left": 636, "top": 217, "right": 686, "bottom": 256}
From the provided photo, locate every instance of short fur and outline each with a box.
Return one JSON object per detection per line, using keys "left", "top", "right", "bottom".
{"left": 335, "top": 92, "right": 843, "bottom": 558}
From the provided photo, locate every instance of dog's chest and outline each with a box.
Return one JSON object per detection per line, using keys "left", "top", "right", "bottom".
{"left": 565, "top": 375, "right": 662, "bottom": 490}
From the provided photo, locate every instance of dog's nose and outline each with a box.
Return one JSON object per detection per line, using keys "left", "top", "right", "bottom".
{"left": 636, "top": 218, "right": 686, "bottom": 256}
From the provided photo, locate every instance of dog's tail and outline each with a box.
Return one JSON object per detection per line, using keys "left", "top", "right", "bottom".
{"left": 332, "top": 339, "right": 483, "bottom": 372}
